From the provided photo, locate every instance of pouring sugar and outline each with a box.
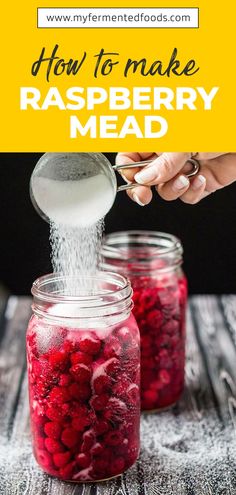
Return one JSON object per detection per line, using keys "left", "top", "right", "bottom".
{"left": 31, "top": 173, "right": 114, "bottom": 227}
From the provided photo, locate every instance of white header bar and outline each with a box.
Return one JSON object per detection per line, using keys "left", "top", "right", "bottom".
{"left": 37, "top": 8, "right": 199, "bottom": 29}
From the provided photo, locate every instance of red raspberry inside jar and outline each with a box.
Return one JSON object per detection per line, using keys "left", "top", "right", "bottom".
{"left": 101, "top": 231, "right": 188, "bottom": 411}
{"left": 26, "top": 272, "right": 140, "bottom": 482}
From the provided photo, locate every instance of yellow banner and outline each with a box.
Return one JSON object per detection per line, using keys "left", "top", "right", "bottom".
{"left": 1, "top": 0, "right": 235, "bottom": 151}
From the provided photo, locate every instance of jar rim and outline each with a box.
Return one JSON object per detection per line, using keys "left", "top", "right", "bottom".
{"left": 31, "top": 272, "right": 133, "bottom": 320}
{"left": 100, "top": 230, "right": 183, "bottom": 276}
{"left": 101, "top": 230, "right": 183, "bottom": 259}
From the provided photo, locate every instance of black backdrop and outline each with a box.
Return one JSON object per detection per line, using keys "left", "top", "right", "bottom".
{"left": 0, "top": 152, "right": 235, "bottom": 295}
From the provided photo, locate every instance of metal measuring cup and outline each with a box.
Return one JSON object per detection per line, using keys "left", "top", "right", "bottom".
{"left": 114, "top": 156, "right": 200, "bottom": 191}
{"left": 30, "top": 152, "right": 200, "bottom": 224}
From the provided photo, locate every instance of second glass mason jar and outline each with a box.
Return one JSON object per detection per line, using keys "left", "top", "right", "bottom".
{"left": 26, "top": 272, "right": 140, "bottom": 482}
{"left": 101, "top": 231, "right": 188, "bottom": 412}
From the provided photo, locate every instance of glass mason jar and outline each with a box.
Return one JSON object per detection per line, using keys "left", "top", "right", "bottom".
{"left": 26, "top": 272, "right": 140, "bottom": 482}
{"left": 101, "top": 231, "right": 188, "bottom": 412}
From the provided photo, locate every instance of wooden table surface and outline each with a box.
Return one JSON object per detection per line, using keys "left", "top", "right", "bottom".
{"left": 1, "top": 295, "right": 236, "bottom": 495}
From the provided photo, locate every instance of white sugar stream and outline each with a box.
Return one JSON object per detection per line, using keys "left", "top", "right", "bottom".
{"left": 50, "top": 220, "right": 104, "bottom": 295}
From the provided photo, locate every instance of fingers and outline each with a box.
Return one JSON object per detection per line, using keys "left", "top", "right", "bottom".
{"left": 134, "top": 152, "right": 191, "bottom": 185}
{"left": 117, "top": 151, "right": 236, "bottom": 206}
{"left": 116, "top": 152, "right": 156, "bottom": 164}
{"left": 116, "top": 152, "right": 154, "bottom": 206}
{"left": 116, "top": 152, "right": 157, "bottom": 183}
{"left": 127, "top": 186, "right": 153, "bottom": 206}
{"left": 179, "top": 175, "right": 207, "bottom": 204}
{"left": 157, "top": 175, "right": 190, "bottom": 200}
{"left": 194, "top": 152, "right": 226, "bottom": 161}
{"left": 158, "top": 174, "right": 206, "bottom": 203}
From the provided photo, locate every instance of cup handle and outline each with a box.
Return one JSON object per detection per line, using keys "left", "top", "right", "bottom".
{"left": 116, "top": 158, "right": 200, "bottom": 192}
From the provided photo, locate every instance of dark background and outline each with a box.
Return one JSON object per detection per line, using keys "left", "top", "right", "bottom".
{"left": 0, "top": 152, "right": 235, "bottom": 295}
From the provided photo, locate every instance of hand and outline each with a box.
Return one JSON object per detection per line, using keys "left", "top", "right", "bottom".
{"left": 116, "top": 152, "right": 236, "bottom": 205}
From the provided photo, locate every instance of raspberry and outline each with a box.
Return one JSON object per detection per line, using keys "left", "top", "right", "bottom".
{"left": 132, "top": 306, "right": 144, "bottom": 321}
{"left": 59, "top": 374, "right": 72, "bottom": 386}
{"left": 139, "top": 288, "right": 157, "bottom": 310}
{"left": 90, "top": 394, "right": 109, "bottom": 411}
{"left": 116, "top": 444, "right": 129, "bottom": 456}
{"left": 155, "top": 334, "right": 171, "bottom": 349}
{"left": 92, "top": 458, "right": 109, "bottom": 474}
{"left": 142, "top": 389, "right": 158, "bottom": 409}
{"left": 122, "top": 352, "right": 139, "bottom": 380}
{"left": 32, "top": 402, "right": 46, "bottom": 425}
{"left": 53, "top": 451, "right": 71, "bottom": 468}
{"left": 68, "top": 382, "right": 81, "bottom": 399}
{"left": 72, "top": 416, "right": 91, "bottom": 432}
{"left": 141, "top": 335, "right": 152, "bottom": 349}
{"left": 103, "top": 337, "right": 122, "bottom": 359}
{"left": 142, "top": 356, "right": 154, "bottom": 369}
{"left": 71, "top": 383, "right": 91, "bottom": 401}
{"left": 105, "top": 358, "right": 120, "bottom": 376}
{"left": 126, "top": 384, "right": 140, "bottom": 406}
{"left": 158, "top": 369, "right": 171, "bottom": 385}
{"left": 111, "top": 457, "right": 125, "bottom": 474}
{"left": 46, "top": 403, "right": 70, "bottom": 421}
{"left": 171, "top": 334, "right": 181, "bottom": 348}
{"left": 127, "top": 441, "right": 140, "bottom": 463}
{"left": 44, "top": 422, "right": 62, "bottom": 440}
{"left": 113, "top": 376, "right": 131, "bottom": 398}
{"left": 36, "top": 449, "right": 53, "bottom": 469}
{"left": 104, "top": 430, "right": 123, "bottom": 446}
{"left": 116, "top": 327, "right": 132, "bottom": 346}
{"left": 79, "top": 335, "right": 101, "bottom": 355}
{"left": 81, "top": 430, "right": 95, "bottom": 452}
{"left": 141, "top": 345, "right": 153, "bottom": 358}
{"left": 35, "top": 436, "right": 45, "bottom": 450}
{"left": 137, "top": 319, "right": 148, "bottom": 333}
{"left": 61, "top": 428, "right": 81, "bottom": 448}
{"left": 158, "top": 349, "right": 171, "bottom": 368}
{"left": 34, "top": 379, "right": 50, "bottom": 398}
{"left": 141, "top": 368, "right": 155, "bottom": 384}
{"left": 71, "top": 351, "right": 92, "bottom": 366}
{"left": 70, "top": 402, "right": 87, "bottom": 417}
{"left": 92, "top": 373, "right": 111, "bottom": 394}
{"left": 79, "top": 383, "right": 91, "bottom": 401}
{"left": 90, "top": 442, "right": 103, "bottom": 456}
{"left": 163, "top": 320, "right": 179, "bottom": 335}
{"left": 104, "top": 398, "right": 127, "bottom": 422}
{"left": 48, "top": 351, "right": 68, "bottom": 370}
{"left": 94, "top": 419, "right": 110, "bottom": 435}
{"left": 48, "top": 386, "right": 71, "bottom": 404}
{"left": 63, "top": 340, "right": 77, "bottom": 354}
{"left": 76, "top": 452, "right": 91, "bottom": 468}
{"left": 132, "top": 291, "right": 140, "bottom": 305}
{"left": 59, "top": 461, "right": 76, "bottom": 479}
{"left": 32, "top": 360, "right": 43, "bottom": 376}
{"left": 146, "top": 309, "right": 163, "bottom": 329}
{"left": 150, "top": 380, "right": 164, "bottom": 391}
{"left": 45, "top": 438, "right": 64, "bottom": 454}
{"left": 70, "top": 364, "right": 91, "bottom": 382}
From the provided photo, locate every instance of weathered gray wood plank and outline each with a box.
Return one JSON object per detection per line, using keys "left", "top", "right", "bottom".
{"left": 191, "top": 296, "right": 236, "bottom": 421}
{"left": 190, "top": 296, "right": 236, "bottom": 493}
{"left": 0, "top": 297, "right": 31, "bottom": 442}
